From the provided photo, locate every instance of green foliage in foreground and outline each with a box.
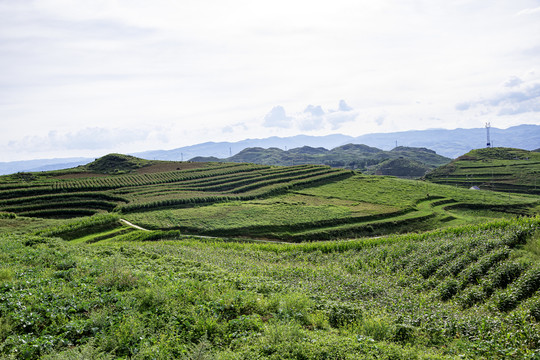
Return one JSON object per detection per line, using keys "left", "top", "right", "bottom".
{"left": 0, "top": 218, "right": 539, "bottom": 359}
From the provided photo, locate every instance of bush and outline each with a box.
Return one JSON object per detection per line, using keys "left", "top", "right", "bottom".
{"left": 327, "top": 302, "right": 363, "bottom": 328}
{"left": 489, "top": 261, "right": 524, "bottom": 290}
{"left": 0, "top": 212, "right": 16, "bottom": 219}
{"left": 530, "top": 299, "right": 540, "bottom": 322}
{"left": 438, "top": 278, "right": 458, "bottom": 301}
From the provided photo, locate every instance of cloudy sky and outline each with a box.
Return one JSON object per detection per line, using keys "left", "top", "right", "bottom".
{"left": 1, "top": 0, "right": 540, "bottom": 161}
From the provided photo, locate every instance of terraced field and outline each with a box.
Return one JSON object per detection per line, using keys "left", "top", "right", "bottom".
{"left": 426, "top": 147, "right": 540, "bottom": 195}
{"left": 0, "top": 162, "right": 352, "bottom": 220}
{"left": 1, "top": 154, "right": 538, "bottom": 241}
{"left": 0, "top": 153, "right": 539, "bottom": 359}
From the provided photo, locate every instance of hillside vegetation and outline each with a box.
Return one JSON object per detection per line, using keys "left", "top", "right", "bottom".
{"left": 0, "top": 217, "right": 539, "bottom": 358}
{"left": 0, "top": 154, "right": 537, "bottom": 240}
{"left": 425, "top": 147, "right": 540, "bottom": 195}
{"left": 191, "top": 144, "right": 450, "bottom": 178}
{"left": 0, "top": 152, "right": 539, "bottom": 359}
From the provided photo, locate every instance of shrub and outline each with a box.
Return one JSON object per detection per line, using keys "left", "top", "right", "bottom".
{"left": 0, "top": 212, "right": 16, "bottom": 219}
{"left": 530, "top": 299, "right": 540, "bottom": 322}
{"left": 96, "top": 267, "right": 139, "bottom": 291}
{"left": 327, "top": 301, "right": 363, "bottom": 328}
{"left": 0, "top": 268, "right": 14, "bottom": 283}
{"left": 489, "top": 261, "right": 524, "bottom": 290}
{"left": 495, "top": 292, "right": 518, "bottom": 312}
{"left": 438, "top": 278, "right": 459, "bottom": 301}
{"left": 268, "top": 292, "right": 314, "bottom": 326}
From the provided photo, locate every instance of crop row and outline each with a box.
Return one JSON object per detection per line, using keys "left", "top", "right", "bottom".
{"left": 0, "top": 191, "right": 127, "bottom": 206}
{"left": 285, "top": 211, "right": 436, "bottom": 241}
{"left": 51, "top": 164, "right": 266, "bottom": 191}
{"left": 35, "top": 213, "right": 120, "bottom": 239}
{"left": 178, "top": 165, "right": 316, "bottom": 189}
{"left": 229, "top": 167, "right": 341, "bottom": 194}
{"left": 175, "top": 207, "right": 415, "bottom": 238}
{"left": 185, "top": 166, "right": 335, "bottom": 193}
{"left": 0, "top": 199, "right": 118, "bottom": 214}
{"left": 122, "top": 165, "right": 322, "bottom": 198}
{"left": 18, "top": 208, "right": 99, "bottom": 218}
{"left": 118, "top": 170, "right": 352, "bottom": 213}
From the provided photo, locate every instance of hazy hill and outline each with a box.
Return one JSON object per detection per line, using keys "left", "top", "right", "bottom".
{"left": 191, "top": 143, "right": 451, "bottom": 177}
{"left": 425, "top": 147, "right": 540, "bottom": 194}
{"left": 1, "top": 124, "right": 538, "bottom": 175}
{"left": 354, "top": 124, "right": 540, "bottom": 158}
{"left": 134, "top": 134, "right": 354, "bottom": 161}
{"left": 135, "top": 124, "right": 539, "bottom": 161}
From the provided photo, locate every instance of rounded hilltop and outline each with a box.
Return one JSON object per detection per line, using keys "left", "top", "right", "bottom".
{"left": 85, "top": 153, "right": 152, "bottom": 174}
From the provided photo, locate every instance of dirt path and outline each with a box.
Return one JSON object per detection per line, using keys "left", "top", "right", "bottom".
{"left": 120, "top": 219, "right": 150, "bottom": 231}
{"left": 119, "top": 219, "right": 384, "bottom": 245}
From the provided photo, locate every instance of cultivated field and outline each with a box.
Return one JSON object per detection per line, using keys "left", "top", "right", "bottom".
{"left": 0, "top": 153, "right": 539, "bottom": 359}
{"left": 426, "top": 148, "right": 540, "bottom": 195}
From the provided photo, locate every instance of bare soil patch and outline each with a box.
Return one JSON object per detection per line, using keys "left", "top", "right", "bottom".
{"left": 136, "top": 162, "right": 208, "bottom": 174}
{"left": 53, "top": 172, "right": 111, "bottom": 179}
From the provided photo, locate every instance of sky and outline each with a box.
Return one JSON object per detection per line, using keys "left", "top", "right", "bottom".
{"left": 1, "top": 0, "right": 540, "bottom": 161}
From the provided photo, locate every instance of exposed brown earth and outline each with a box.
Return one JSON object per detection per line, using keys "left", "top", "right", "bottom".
{"left": 53, "top": 172, "right": 111, "bottom": 179}
{"left": 135, "top": 162, "right": 209, "bottom": 174}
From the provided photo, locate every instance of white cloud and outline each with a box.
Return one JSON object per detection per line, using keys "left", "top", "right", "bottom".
{"left": 456, "top": 81, "right": 540, "bottom": 117}
{"left": 304, "top": 105, "right": 325, "bottom": 117}
{"left": 8, "top": 128, "right": 151, "bottom": 151}
{"left": 263, "top": 106, "right": 293, "bottom": 128}
{"left": 504, "top": 76, "right": 524, "bottom": 88}
{"left": 516, "top": 6, "right": 540, "bottom": 16}
{"left": 264, "top": 100, "right": 357, "bottom": 131}
{"left": 1, "top": 1, "right": 540, "bottom": 160}
{"left": 338, "top": 100, "right": 352, "bottom": 111}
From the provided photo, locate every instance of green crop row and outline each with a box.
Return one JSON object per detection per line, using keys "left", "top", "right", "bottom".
{"left": 0, "top": 199, "right": 118, "bottom": 214}
{"left": 118, "top": 170, "right": 353, "bottom": 213}
{"left": 19, "top": 208, "right": 99, "bottom": 219}
{"left": 35, "top": 213, "right": 120, "bottom": 239}
{"left": 0, "top": 191, "right": 127, "bottom": 206}
{"left": 229, "top": 167, "right": 344, "bottom": 194}
{"left": 184, "top": 166, "right": 335, "bottom": 193}
{"left": 51, "top": 164, "right": 265, "bottom": 191}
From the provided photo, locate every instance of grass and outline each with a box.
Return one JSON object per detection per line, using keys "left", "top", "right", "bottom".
{"left": 123, "top": 193, "right": 398, "bottom": 232}
{"left": 426, "top": 147, "right": 540, "bottom": 194}
{"left": 117, "top": 174, "right": 538, "bottom": 240}
{"left": 0, "top": 154, "right": 539, "bottom": 359}
{"left": 0, "top": 218, "right": 539, "bottom": 359}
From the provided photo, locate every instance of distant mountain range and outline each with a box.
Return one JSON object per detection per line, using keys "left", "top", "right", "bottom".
{"left": 0, "top": 124, "right": 538, "bottom": 175}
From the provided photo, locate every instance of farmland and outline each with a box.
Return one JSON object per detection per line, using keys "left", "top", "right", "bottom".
{"left": 425, "top": 148, "right": 540, "bottom": 195}
{"left": 0, "top": 217, "right": 539, "bottom": 358}
{"left": 0, "top": 152, "right": 539, "bottom": 358}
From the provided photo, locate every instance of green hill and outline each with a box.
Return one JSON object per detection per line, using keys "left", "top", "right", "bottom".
{"left": 371, "top": 158, "right": 431, "bottom": 178}
{"left": 425, "top": 147, "right": 540, "bottom": 195}
{"left": 192, "top": 143, "right": 451, "bottom": 177}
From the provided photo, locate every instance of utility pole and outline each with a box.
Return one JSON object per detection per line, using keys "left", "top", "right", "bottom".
{"left": 486, "top": 122, "right": 491, "bottom": 148}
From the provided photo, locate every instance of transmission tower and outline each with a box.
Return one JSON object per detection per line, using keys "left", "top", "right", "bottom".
{"left": 485, "top": 122, "right": 491, "bottom": 148}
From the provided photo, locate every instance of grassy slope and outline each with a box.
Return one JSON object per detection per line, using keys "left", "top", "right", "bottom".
{"left": 425, "top": 147, "right": 540, "bottom": 194}
{"left": 0, "top": 154, "right": 538, "bottom": 240}
{"left": 123, "top": 172, "right": 538, "bottom": 240}
{"left": 0, "top": 218, "right": 539, "bottom": 359}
